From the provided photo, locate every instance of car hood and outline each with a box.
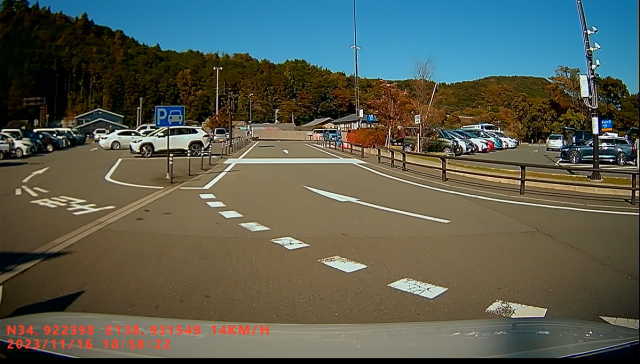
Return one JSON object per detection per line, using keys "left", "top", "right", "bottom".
{"left": 0, "top": 313, "right": 637, "bottom": 358}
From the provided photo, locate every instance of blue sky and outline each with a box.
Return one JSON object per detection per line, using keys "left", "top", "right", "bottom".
{"left": 39, "top": 0, "right": 638, "bottom": 93}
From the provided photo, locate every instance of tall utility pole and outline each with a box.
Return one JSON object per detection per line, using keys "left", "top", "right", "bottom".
{"left": 352, "top": 0, "right": 361, "bottom": 127}
{"left": 576, "top": 0, "right": 602, "bottom": 181}
{"left": 213, "top": 66, "right": 223, "bottom": 115}
{"left": 248, "top": 93, "right": 254, "bottom": 123}
{"left": 138, "top": 97, "right": 143, "bottom": 127}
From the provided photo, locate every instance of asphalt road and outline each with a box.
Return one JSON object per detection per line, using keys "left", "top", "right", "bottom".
{"left": 0, "top": 140, "right": 637, "bottom": 327}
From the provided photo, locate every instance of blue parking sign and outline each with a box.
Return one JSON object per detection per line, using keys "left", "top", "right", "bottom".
{"left": 155, "top": 106, "right": 185, "bottom": 127}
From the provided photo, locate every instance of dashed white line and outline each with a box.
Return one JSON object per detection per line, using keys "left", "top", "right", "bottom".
{"left": 219, "top": 211, "right": 243, "bottom": 219}
{"left": 206, "top": 201, "right": 226, "bottom": 208}
{"left": 21, "top": 185, "right": 38, "bottom": 197}
{"left": 239, "top": 222, "right": 270, "bottom": 232}
{"left": 271, "top": 237, "right": 310, "bottom": 250}
{"left": 15, "top": 188, "right": 22, "bottom": 196}
{"left": 33, "top": 187, "right": 49, "bottom": 193}
{"left": 199, "top": 194, "right": 216, "bottom": 199}
{"left": 319, "top": 256, "right": 367, "bottom": 273}
{"left": 388, "top": 278, "right": 448, "bottom": 299}
{"left": 485, "top": 300, "right": 548, "bottom": 318}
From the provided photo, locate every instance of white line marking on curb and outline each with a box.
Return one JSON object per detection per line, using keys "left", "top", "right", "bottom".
{"left": 305, "top": 186, "right": 450, "bottom": 223}
{"left": 307, "top": 143, "right": 639, "bottom": 215}
{"left": 319, "top": 256, "right": 367, "bottom": 272}
{"left": 206, "top": 201, "right": 226, "bottom": 208}
{"left": 33, "top": 187, "right": 49, "bottom": 193}
{"left": 22, "top": 167, "right": 49, "bottom": 183}
{"left": 21, "top": 185, "right": 38, "bottom": 197}
{"left": 388, "top": 278, "right": 448, "bottom": 299}
{"left": 201, "top": 141, "right": 260, "bottom": 189}
{"left": 15, "top": 188, "right": 22, "bottom": 196}
{"left": 271, "top": 237, "right": 310, "bottom": 250}
{"left": 486, "top": 300, "right": 547, "bottom": 318}
{"left": 239, "top": 222, "right": 270, "bottom": 232}
{"left": 219, "top": 211, "right": 243, "bottom": 219}
{"left": 599, "top": 316, "right": 639, "bottom": 330}
{"left": 199, "top": 194, "right": 216, "bottom": 199}
{"left": 105, "top": 158, "right": 163, "bottom": 189}
{"left": 224, "top": 158, "right": 365, "bottom": 164}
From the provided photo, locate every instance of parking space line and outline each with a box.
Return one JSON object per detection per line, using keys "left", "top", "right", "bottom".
{"left": 21, "top": 185, "right": 38, "bottom": 197}
{"left": 33, "top": 187, "right": 49, "bottom": 193}
{"left": 206, "top": 201, "right": 226, "bottom": 208}
{"left": 219, "top": 211, "right": 243, "bottom": 219}
{"left": 485, "top": 300, "right": 547, "bottom": 318}
{"left": 201, "top": 141, "right": 260, "bottom": 190}
{"left": 239, "top": 222, "right": 270, "bottom": 232}
{"left": 388, "top": 278, "right": 448, "bottom": 299}
{"left": 271, "top": 237, "right": 310, "bottom": 250}
{"left": 104, "top": 158, "right": 164, "bottom": 189}
{"left": 319, "top": 256, "right": 367, "bottom": 273}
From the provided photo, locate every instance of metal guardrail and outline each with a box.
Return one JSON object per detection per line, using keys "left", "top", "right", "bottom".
{"left": 314, "top": 139, "right": 639, "bottom": 205}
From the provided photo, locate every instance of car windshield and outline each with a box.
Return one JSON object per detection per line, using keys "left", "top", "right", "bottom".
{"left": 549, "top": 135, "right": 562, "bottom": 140}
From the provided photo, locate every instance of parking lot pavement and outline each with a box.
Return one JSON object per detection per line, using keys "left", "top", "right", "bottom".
{"left": 0, "top": 141, "right": 637, "bottom": 325}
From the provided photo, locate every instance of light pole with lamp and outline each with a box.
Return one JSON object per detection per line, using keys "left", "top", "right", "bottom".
{"left": 213, "top": 66, "right": 223, "bottom": 115}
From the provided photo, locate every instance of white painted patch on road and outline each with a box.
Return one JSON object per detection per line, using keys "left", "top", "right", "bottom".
{"left": 599, "top": 316, "right": 639, "bottom": 330}
{"left": 22, "top": 167, "right": 50, "bottom": 183}
{"left": 319, "top": 256, "right": 367, "bottom": 273}
{"left": 485, "top": 300, "right": 547, "bottom": 318}
{"left": 21, "top": 185, "right": 38, "bottom": 197}
{"left": 206, "top": 201, "right": 226, "bottom": 208}
{"left": 15, "top": 188, "right": 22, "bottom": 196}
{"left": 388, "top": 278, "right": 448, "bottom": 299}
{"left": 283, "top": 149, "right": 289, "bottom": 154}
{"left": 105, "top": 158, "right": 163, "bottom": 189}
{"left": 219, "top": 211, "right": 243, "bottom": 219}
{"left": 225, "top": 158, "right": 365, "bottom": 165}
{"left": 305, "top": 186, "right": 450, "bottom": 223}
{"left": 271, "top": 237, "right": 310, "bottom": 250}
{"left": 33, "top": 187, "right": 49, "bottom": 193}
{"left": 199, "top": 193, "right": 216, "bottom": 199}
{"left": 239, "top": 222, "right": 270, "bottom": 232}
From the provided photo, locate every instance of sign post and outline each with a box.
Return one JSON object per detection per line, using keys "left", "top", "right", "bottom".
{"left": 155, "top": 106, "right": 185, "bottom": 179}
{"left": 415, "top": 114, "right": 422, "bottom": 152}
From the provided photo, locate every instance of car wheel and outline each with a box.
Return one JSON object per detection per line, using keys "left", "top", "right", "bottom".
{"left": 15, "top": 148, "right": 24, "bottom": 158}
{"left": 569, "top": 151, "right": 581, "bottom": 164}
{"left": 0, "top": 152, "right": 4, "bottom": 160}
{"left": 616, "top": 152, "right": 626, "bottom": 166}
{"left": 45, "top": 143, "right": 54, "bottom": 153}
{"left": 141, "top": 144, "right": 154, "bottom": 158}
{"left": 111, "top": 141, "right": 121, "bottom": 150}
{"left": 443, "top": 147, "right": 451, "bottom": 154}
{"left": 189, "top": 142, "right": 203, "bottom": 156}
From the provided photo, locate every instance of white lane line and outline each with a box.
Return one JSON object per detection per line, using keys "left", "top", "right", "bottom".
{"left": 305, "top": 186, "right": 450, "bottom": 224}
{"left": 15, "top": 188, "right": 22, "bottom": 196}
{"left": 21, "top": 167, "right": 50, "bottom": 183}
{"left": 201, "top": 141, "right": 260, "bottom": 190}
{"left": 33, "top": 187, "right": 49, "bottom": 193}
{"left": 388, "top": 278, "right": 448, "bottom": 299}
{"left": 319, "top": 256, "right": 367, "bottom": 273}
{"left": 224, "top": 158, "right": 365, "bottom": 164}
{"left": 599, "top": 316, "right": 639, "bottom": 330}
{"left": 219, "top": 211, "right": 243, "bottom": 219}
{"left": 239, "top": 222, "right": 270, "bottom": 232}
{"left": 21, "top": 185, "right": 38, "bottom": 197}
{"left": 206, "top": 201, "right": 226, "bottom": 208}
{"left": 199, "top": 193, "right": 216, "bottom": 199}
{"left": 283, "top": 149, "right": 289, "bottom": 154}
{"left": 271, "top": 237, "right": 310, "bottom": 250}
{"left": 486, "top": 300, "right": 547, "bottom": 318}
{"left": 105, "top": 158, "right": 164, "bottom": 189}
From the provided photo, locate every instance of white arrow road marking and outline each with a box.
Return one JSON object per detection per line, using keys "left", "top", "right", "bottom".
{"left": 21, "top": 185, "right": 38, "bottom": 197}
{"left": 485, "top": 300, "right": 547, "bottom": 318}
{"left": 283, "top": 149, "right": 289, "bottom": 154}
{"left": 15, "top": 188, "right": 22, "bottom": 196}
{"left": 599, "top": 316, "right": 639, "bottom": 330}
{"left": 33, "top": 187, "right": 49, "bottom": 193}
{"left": 388, "top": 278, "right": 448, "bottom": 299}
{"left": 304, "top": 186, "right": 450, "bottom": 224}
{"left": 319, "top": 256, "right": 367, "bottom": 273}
{"left": 22, "top": 167, "right": 49, "bottom": 183}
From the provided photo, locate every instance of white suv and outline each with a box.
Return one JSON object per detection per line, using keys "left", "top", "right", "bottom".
{"left": 129, "top": 126, "right": 209, "bottom": 157}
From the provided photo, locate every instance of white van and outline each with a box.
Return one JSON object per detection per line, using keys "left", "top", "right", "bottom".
{"left": 461, "top": 123, "right": 501, "bottom": 132}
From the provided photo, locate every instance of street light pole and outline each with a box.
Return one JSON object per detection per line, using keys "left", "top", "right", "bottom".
{"left": 213, "top": 66, "right": 223, "bottom": 115}
{"left": 576, "top": 0, "right": 602, "bottom": 181}
{"left": 248, "top": 93, "right": 253, "bottom": 123}
{"left": 352, "top": 0, "right": 361, "bottom": 128}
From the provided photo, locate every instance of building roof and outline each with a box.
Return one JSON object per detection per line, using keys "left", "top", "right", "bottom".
{"left": 301, "top": 117, "right": 334, "bottom": 128}
{"left": 333, "top": 114, "right": 361, "bottom": 124}
{"left": 74, "top": 118, "right": 129, "bottom": 129}
{"left": 75, "top": 108, "right": 125, "bottom": 119}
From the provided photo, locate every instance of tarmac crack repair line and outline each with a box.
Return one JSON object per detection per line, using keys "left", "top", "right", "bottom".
{"left": 305, "top": 144, "right": 639, "bottom": 216}
{"left": 0, "top": 179, "right": 195, "bottom": 284}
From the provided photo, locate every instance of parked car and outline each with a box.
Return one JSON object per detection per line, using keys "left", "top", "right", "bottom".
{"left": 490, "top": 131, "right": 519, "bottom": 148}
{"left": 93, "top": 128, "right": 108, "bottom": 142}
{"left": 99, "top": 129, "right": 143, "bottom": 150}
{"left": 0, "top": 132, "right": 32, "bottom": 158}
{"left": 212, "top": 128, "right": 229, "bottom": 142}
{"left": 423, "top": 134, "right": 463, "bottom": 155}
{"left": 546, "top": 134, "right": 564, "bottom": 151}
{"left": 452, "top": 129, "right": 490, "bottom": 152}
{"left": 34, "top": 128, "right": 71, "bottom": 148}
{"left": 1, "top": 129, "right": 36, "bottom": 154}
{"left": 0, "top": 133, "right": 15, "bottom": 160}
{"left": 135, "top": 124, "right": 158, "bottom": 134}
{"left": 560, "top": 136, "right": 636, "bottom": 166}
{"left": 32, "top": 131, "right": 63, "bottom": 152}
{"left": 129, "top": 126, "right": 209, "bottom": 157}
{"left": 440, "top": 129, "right": 474, "bottom": 154}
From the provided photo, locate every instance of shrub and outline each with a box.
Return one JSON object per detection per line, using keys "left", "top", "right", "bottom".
{"left": 346, "top": 128, "right": 387, "bottom": 147}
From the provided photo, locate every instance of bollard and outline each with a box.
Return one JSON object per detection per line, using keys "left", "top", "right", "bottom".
{"left": 519, "top": 166, "right": 526, "bottom": 195}
{"left": 361, "top": 145, "right": 365, "bottom": 159}
{"left": 377, "top": 148, "right": 381, "bottom": 163}
{"left": 169, "top": 154, "right": 174, "bottom": 184}
{"left": 350, "top": 143, "right": 353, "bottom": 154}
{"left": 391, "top": 150, "right": 395, "bottom": 167}
{"left": 208, "top": 143, "right": 213, "bottom": 165}
{"left": 632, "top": 174, "right": 637, "bottom": 205}
{"left": 188, "top": 150, "right": 191, "bottom": 176}
{"left": 402, "top": 152, "right": 406, "bottom": 171}
{"left": 440, "top": 157, "right": 447, "bottom": 181}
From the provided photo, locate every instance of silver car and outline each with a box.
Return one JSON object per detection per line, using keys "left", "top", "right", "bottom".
{"left": 546, "top": 134, "right": 564, "bottom": 151}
